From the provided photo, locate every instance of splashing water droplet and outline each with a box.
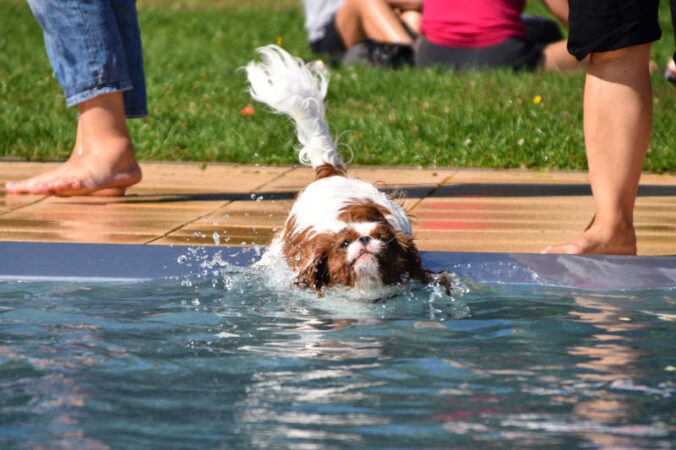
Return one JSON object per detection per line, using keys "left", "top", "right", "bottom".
{"left": 256, "top": 196, "right": 263, "bottom": 202}
{"left": 250, "top": 193, "right": 256, "bottom": 200}
{"left": 177, "top": 255, "right": 187, "bottom": 264}
{"left": 212, "top": 232, "right": 220, "bottom": 245}
{"left": 191, "top": 298, "right": 200, "bottom": 306}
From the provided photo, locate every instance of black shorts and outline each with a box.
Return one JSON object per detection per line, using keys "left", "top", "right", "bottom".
{"left": 309, "top": 14, "right": 345, "bottom": 55}
{"left": 415, "top": 16, "right": 561, "bottom": 71}
{"left": 568, "top": 0, "right": 661, "bottom": 61}
{"left": 415, "top": 36, "right": 543, "bottom": 71}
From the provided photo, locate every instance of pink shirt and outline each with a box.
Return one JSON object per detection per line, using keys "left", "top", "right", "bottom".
{"left": 421, "top": 0, "right": 527, "bottom": 48}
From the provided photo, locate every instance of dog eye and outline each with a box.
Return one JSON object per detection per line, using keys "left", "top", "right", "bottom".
{"left": 340, "top": 240, "right": 352, "bottom": 249}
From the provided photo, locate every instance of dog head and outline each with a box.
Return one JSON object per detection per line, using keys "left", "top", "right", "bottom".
{"left": 284, "top": 201, "right": 428, "bottom": 294}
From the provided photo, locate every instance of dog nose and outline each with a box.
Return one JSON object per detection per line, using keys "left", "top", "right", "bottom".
{"left": 358, "top": 236, "right": 371, "bottom": 245}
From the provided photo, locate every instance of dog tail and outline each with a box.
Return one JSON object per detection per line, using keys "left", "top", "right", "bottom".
{"left": 245, "top": 45, "right": 346, "bottom": 173}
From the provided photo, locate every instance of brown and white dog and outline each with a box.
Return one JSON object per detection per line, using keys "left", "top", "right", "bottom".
{"left": 246, "top": 46, "right": 440, "bottom": 297}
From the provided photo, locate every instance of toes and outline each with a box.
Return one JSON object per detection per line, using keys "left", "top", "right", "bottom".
{"left": 6, "top": 180, "right": 49, "bottom": 195}
{"left": 48, "top": 178, "right": 86, "bottom": 197}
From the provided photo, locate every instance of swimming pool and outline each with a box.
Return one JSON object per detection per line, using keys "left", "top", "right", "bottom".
{"left": 1, "top": 242, "right": 674, "bottom": 448}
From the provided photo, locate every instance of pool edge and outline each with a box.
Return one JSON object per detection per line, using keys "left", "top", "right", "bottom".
{"left": 0, "top": 241, "right": 674, "bottom": 290}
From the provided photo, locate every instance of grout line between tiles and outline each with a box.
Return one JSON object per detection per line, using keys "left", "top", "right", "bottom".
{"left": 143, "top": 166, "right": 297, "bottom": 244}
{"left": 0, "top": 195, "right": 50, "bottom": 217}
{"left": 407, "top": 170, "right": 459, "bottom": 212}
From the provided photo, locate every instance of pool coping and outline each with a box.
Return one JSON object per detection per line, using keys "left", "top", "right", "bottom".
{"left": 1, "top": 241, "right": 674, "bottom": 290}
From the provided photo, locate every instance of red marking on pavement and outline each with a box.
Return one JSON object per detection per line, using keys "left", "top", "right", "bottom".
{"left": 420, "top": 221, "right": 491, "bottom": 230}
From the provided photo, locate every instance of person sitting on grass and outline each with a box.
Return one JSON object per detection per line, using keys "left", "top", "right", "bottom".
{"left": 415, "top": 0, "right": 584, "bottom": 72}
{"left": 5, "top": 0, "right": 145, "bottom": 197}
{"left": 302, "top": 0, "right": 421, "bottom": 67}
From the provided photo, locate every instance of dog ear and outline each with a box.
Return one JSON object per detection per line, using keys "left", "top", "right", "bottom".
{"left": 394, "top": 232, "right": 430, "bottom": 283}
{"left": 295, "top": 251, "right": 330, "bottom": 294}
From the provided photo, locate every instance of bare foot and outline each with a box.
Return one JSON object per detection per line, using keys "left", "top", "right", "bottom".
{"left": 5, "top": 139, "right": 141, "bottom": 197}
{"left": 5, "top": 91, "right": 142, "bottom": 197}
{"left": 541, "top": 222, "right": 637, "bottom": 255}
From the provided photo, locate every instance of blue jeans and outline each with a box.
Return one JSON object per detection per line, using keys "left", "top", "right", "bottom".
{"left": 27, "top": 0, "right": 147, "bottom": 117}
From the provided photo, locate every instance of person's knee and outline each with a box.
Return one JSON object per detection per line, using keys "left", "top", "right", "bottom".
{"left": 590, "top": 44, "right": 651, "bottom": 66}
{"left": 340, "top": 0, "right": 362, "bottom": 12}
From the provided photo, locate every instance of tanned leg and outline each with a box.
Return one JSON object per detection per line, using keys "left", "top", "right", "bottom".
{"left": 5, "top": 91, "right": 142, "bottom": 197}
{"left": 542, "top": 40, "right": 586, "bottom": 72}
{"left": 398, "top": 10, "right": 421, "bottom": 36}
{"left": 543, "top": 44, "right": 652, "bottom": 254}
{"left": 335, "top": 0, "right": 413, "bottom": 48}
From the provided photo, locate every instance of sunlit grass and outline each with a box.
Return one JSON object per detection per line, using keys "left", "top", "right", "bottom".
{"left": 1, "top": 0, "right": 674, "bottom": 171}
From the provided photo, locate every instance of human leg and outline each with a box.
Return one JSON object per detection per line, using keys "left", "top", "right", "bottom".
{"left": 6, "top": 0, "right": 145, "bottom": 196}
{"left": 542, "top": 44, "right": 652, "bottom": 254}
{"left": 542, "top": 40, "right": 584, "bottom": 72}
{"left": 335, "top": 0, "right": 413, "bottom": 48}
{"left": 7, "top": 92, "right": 142, "bottom": 196}
{"left": 398, "top": 10, "right": 421, "bottom": 38}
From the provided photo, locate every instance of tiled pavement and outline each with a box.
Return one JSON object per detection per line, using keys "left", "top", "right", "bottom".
{"left": 1, "top": 161, "right": 675, "bottom": 255}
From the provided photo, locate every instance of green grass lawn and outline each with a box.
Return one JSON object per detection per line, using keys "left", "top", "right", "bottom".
{"left": 1, "top": 0, "right": 675, "bottom": 172}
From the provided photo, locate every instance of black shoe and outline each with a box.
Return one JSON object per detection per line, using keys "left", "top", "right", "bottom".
{"left": 364, "top": 39, "right": 414, "bottom": 68}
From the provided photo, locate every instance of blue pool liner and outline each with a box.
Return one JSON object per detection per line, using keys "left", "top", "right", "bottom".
{"left": 0, "top": 241, "right": 674, "bottom": 290}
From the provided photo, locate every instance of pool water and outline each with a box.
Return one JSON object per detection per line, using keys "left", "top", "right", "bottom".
{"left": 0, "top": 258, "right": 674, "bottom": 448}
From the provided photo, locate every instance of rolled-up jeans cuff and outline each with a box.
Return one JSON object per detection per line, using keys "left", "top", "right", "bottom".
{"left": 28, "top": 0, "right": 148, "bottom": 119}
{"left": 66, "top": 82, "right": 148, "bottom": 118}
{"left": 66, "top": 81, "right": 133, "bottom": 107}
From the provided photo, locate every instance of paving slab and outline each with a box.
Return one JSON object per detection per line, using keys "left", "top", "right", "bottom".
{"left": 409, "top": 170, "right": 676, "bottom": 254}
{"left": 1, "top": 161, "right": 675, "bottom": 255}
{"left": 157, "top": 166, "right": 457, "bottom": 246}
{"left": 0, "top": 162, "right": 286, "bottom": 245}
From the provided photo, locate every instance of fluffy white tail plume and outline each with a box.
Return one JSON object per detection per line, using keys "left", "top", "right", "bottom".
{"left": 245, "top": 45, "right": 345, "bottom": 169}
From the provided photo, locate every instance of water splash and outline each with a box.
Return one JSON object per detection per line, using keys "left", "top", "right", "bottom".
{"left": 175, "top": 246, "right": 469, "bottom": 320}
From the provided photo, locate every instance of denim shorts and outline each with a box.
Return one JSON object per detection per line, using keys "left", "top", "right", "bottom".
{"left": 27, "top": 0, "right": 147, "bottom": 118}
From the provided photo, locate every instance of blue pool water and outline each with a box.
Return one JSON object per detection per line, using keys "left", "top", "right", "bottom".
{"left": 0, "top": 247, "right": 674, "bottom": 448}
